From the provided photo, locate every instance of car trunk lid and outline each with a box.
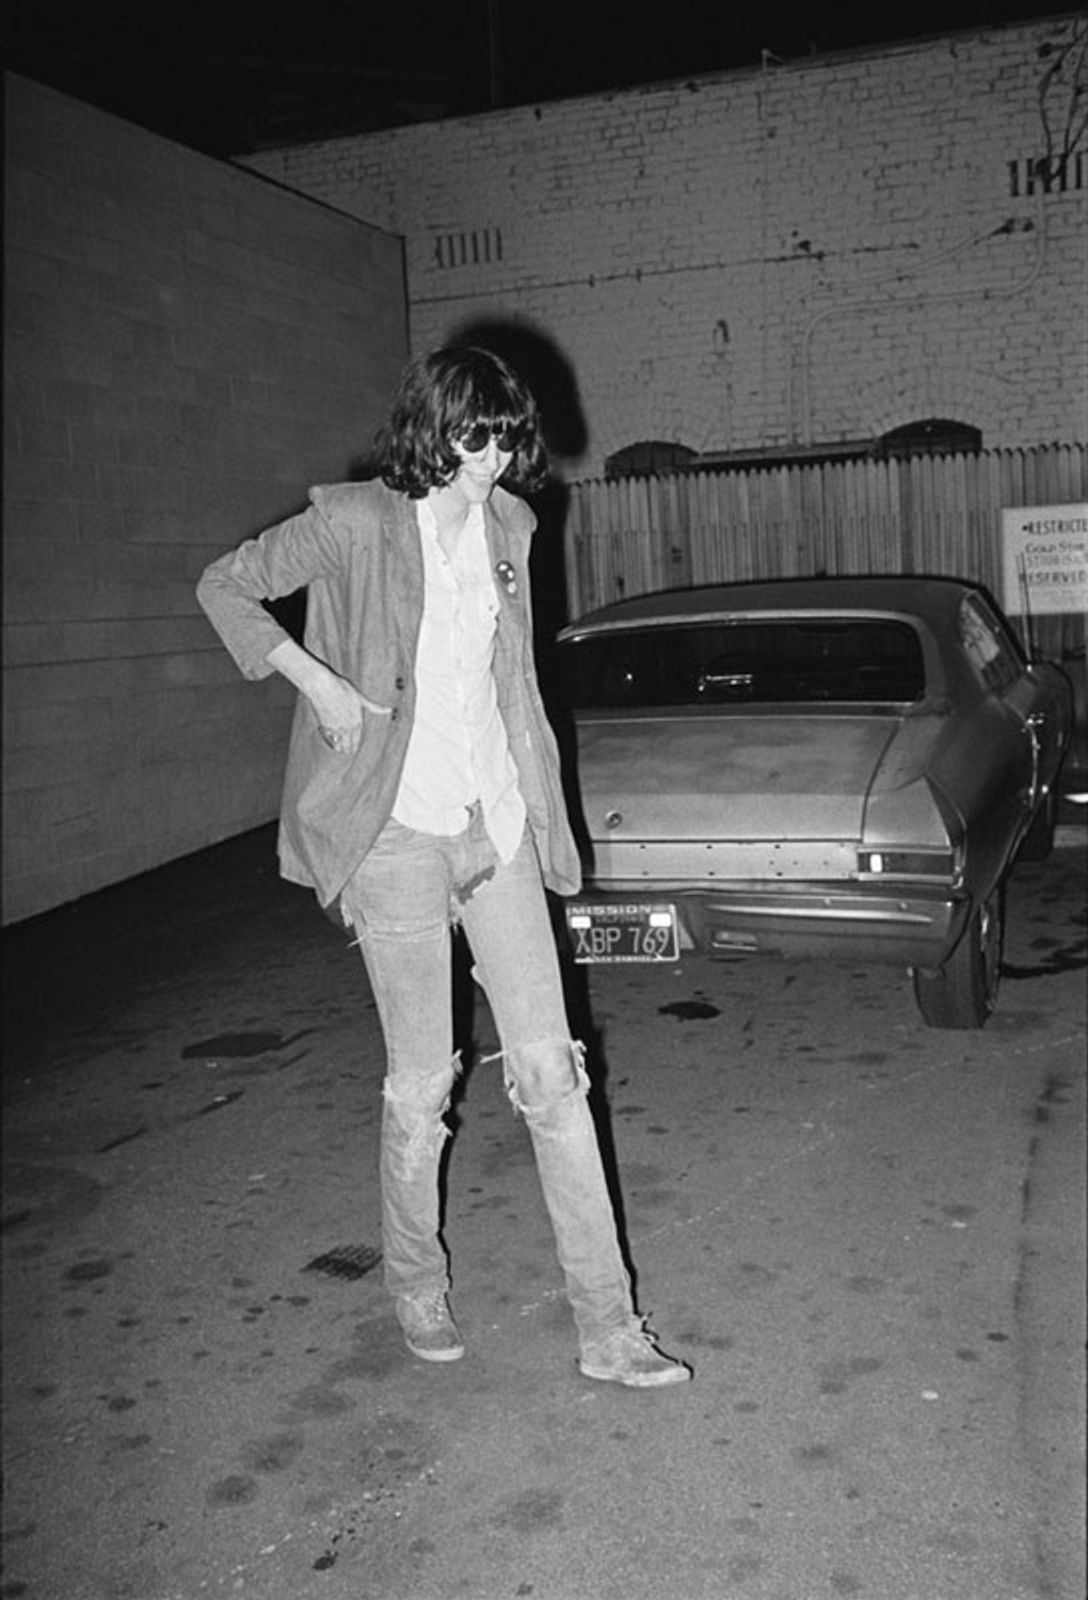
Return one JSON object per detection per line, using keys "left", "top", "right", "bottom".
{"left": 574, "top": 710, "right": 900, "bottom": 846}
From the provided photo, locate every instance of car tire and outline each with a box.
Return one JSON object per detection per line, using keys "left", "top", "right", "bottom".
{"left": 1017, "top": 786, "right": 1057, "bottom": 862}
{"left": 912, "top": 886, "right": 1004, "bottom": 1029}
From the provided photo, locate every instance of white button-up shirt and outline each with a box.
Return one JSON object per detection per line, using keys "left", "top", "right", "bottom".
{"left": 392, "top": 498, "right": 526, "bottom": 860}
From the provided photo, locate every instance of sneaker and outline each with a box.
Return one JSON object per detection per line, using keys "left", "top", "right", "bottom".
{"left": 395, "top": 1288, "right": 465, "bottom": 1363}
{"left": 578, "top": 1320, "right": 691, "bottom": 1388}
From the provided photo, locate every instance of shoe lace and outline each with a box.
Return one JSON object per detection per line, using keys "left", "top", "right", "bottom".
{"left": 628, "top": 1316, "right": 660, "bottom": 1346}
{"left": 411, "top": 1288, "right": 449, "bottom": 1325}
{"left": 593, "top": 1318, "right": 656, "bottom": 1356}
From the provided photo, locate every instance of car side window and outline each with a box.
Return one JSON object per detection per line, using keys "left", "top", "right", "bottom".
{"left": 957, "top": 596, "right": 1021, "bottom": 694}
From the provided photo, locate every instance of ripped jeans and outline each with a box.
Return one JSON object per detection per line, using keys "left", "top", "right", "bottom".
{"left": 340, "top": 809, "right": 634, "bottom": 1345}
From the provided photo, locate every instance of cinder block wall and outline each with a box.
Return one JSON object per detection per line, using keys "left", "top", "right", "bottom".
{"left": 3, "top": 75, "right": 407, "bottom": 923}
{"left": 243, "top": 16, "right": 1087, "bottom": 477}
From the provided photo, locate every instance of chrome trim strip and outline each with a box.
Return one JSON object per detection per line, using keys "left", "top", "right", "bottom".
{"left": 719, "top": 903, "right": 937, "bottom": 925}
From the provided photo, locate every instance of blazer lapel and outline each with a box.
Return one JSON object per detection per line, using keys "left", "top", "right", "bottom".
{"left": 483, "top": 501, "right": 523, "bottom": 609}
{"left": 381, "top": 491, "right": 424, "bottom": 642}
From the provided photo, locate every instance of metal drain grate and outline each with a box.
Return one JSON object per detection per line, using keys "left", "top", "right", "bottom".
{"left": 303, "top": 1243, "right": 382, "bottom": 1281}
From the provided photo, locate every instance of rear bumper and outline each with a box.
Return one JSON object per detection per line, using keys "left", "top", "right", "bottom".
{"left": 570, "top": 881, "right": 969, "bottom": 966}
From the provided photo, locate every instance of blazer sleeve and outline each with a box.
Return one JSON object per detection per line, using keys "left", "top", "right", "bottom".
{"left": 195, "top": 488, "right": 347, "bottom": 680}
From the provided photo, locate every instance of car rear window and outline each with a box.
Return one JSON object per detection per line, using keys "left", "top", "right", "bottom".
{"left": 558, "top": 619, "right": 926, "bottom": 709}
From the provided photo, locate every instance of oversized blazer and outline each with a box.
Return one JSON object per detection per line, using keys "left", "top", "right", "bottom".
{"left": 196, "top": 479, "right": 582, "bottom": 906}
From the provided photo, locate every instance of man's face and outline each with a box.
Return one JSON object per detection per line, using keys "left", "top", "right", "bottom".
{"left": 450, "top": 425, "right": 515, "bottom": 503}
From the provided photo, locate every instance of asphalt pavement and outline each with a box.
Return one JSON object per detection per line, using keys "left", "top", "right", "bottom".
{"left": 2, "top": 819, "right": 1085, "bottom": 1600}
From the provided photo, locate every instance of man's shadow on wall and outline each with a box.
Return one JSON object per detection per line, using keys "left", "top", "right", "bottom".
{"left": 449, "top": 316, "right": 585, "bottom": 648}
{"left": 439, "top": 318, "right": 637, "bottom": 1289}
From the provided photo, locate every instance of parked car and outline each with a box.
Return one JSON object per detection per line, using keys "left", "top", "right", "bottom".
{"left": 555, "top": 576, "right": 1073, "bottom": 1028}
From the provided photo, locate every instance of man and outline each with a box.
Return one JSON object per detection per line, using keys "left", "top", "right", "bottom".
{"left": 197, "top": 345, "right": 690, "bottom": 1387}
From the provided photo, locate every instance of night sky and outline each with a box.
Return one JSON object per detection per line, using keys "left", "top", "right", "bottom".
{"left": 6, "top": 1, "right": 1070, "bottom": 157}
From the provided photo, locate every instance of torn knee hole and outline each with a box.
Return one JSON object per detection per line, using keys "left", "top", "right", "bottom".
{"left": 502, "top": 1039, "right": 589, "bottom": 1115}
{"left": 382, "top": 1052, "right": 461, "bottom": 1112}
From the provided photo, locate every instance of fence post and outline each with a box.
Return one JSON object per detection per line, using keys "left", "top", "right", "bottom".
{"left": 896, "top": 457, "right": 914, "bottom": 574}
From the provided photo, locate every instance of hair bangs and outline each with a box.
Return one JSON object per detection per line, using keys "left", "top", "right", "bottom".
{"left": 443, "top": 363, "right": 527, "bottom": 443}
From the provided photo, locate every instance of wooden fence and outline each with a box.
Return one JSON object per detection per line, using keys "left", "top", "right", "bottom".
{"left": 563, "top": 444, "right": 1087, "bottom": 663}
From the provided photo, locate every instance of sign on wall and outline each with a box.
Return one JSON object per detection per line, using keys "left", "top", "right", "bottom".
{"left": 1001, "top": 505, "right": 1088, "bottom": 615}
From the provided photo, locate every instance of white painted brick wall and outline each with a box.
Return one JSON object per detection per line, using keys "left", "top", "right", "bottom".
{"left": 243, "top": 18, "right": 1088, "bottom": 477}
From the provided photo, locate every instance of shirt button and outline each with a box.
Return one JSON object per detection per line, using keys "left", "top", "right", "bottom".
{"left": 390, "top": 708, "right": 400, "bottom": 722}
{"left": 395, "top": 676, "right": 406, "bottom": 690}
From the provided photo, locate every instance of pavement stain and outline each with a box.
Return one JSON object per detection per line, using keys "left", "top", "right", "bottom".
{"left": 816, "top": 1355, "right": 884, "bottom": 1394}
{"left": 467, "top": 1190, "right": 514, "bottom": 1211}
{"left": 240, "top": 1431, "right": 306, "bottom": 1474}
{"left": 679, "top": 1327, "right": 735, "bottom": 1352}
{"left": 180, "top": 1028, "right": 315, "bottom": 1059}
{"left": 1003, "top": 934, "right": 1088, "bottom": 978}
{"left": 619, "top": 1159, "right": 667, "bottom": 1188}
{"left": 206, "top": 1473, "right": 259, "bottom": 1508}
{"left": 658, "top": 999, "right": 722, "bottom": 1020}
{"left": 100, "top": 1393, "right": 138, "bottom": 1411}
{"left": 732, "top": 1261, "right": 781, "bottom": 1291}
{"left": 317, "top": 1411, "right": 442, "bottom": 1521}
{"left": 64, "top": 1257, "right": 113, "bottom": 1283}
{"left": 1, "top": 1165, "right": 104, "bottom": 1233}
{"left": 478, "top": 1135, "right": 534, "bottom": 1180}
{"left": 491, "top": 1486, "right": 565, "bottom": 1534}
{"left": 96, "top": 1126, "right": 149, "bottom": 1152}
{"left": 1033, "top": 1073, "right": 1073, "bottom": 1124}
{"left": 328, "top": 1319, "right": 409, "bottom": 1382}
{"left": 105, "top": 1431, "right": 153, "bottom": 1453}
{"left": 280, "top": 1384, "right": 357, "bottom": 1422}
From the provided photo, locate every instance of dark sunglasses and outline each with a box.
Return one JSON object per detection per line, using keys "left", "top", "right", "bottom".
{"left": 455, "top": 420, "right": 523, "bottom": 453}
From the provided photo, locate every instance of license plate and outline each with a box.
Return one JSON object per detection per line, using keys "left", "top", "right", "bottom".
{"left": 565, "top": 902, "right": 679, "bottom": 964}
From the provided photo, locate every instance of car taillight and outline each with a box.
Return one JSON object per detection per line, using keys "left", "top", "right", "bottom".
{"left": 856, "top": 849, "right": 958, "bottom": 878}
{"left": 860, "top": 775, "right": 965, "bottom": 884}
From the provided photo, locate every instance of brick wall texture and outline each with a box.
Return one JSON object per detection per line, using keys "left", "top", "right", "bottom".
{"left": 242, "top": 16, "right": 1087, "bottom": 478}
{"left": 3, "top": 75, "right": 408, "bottom": 923}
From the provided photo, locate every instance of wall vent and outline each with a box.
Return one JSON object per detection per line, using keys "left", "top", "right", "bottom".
{"left": 431, "top": 226, "right": 503, "bottom": 269}
{"left": 1008, "top": 153, "right": 1085, "bottom": 196}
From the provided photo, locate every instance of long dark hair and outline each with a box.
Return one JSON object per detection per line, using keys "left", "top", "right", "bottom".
{"left": 379, "top": 346, "right": 549, "bottom": 497}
